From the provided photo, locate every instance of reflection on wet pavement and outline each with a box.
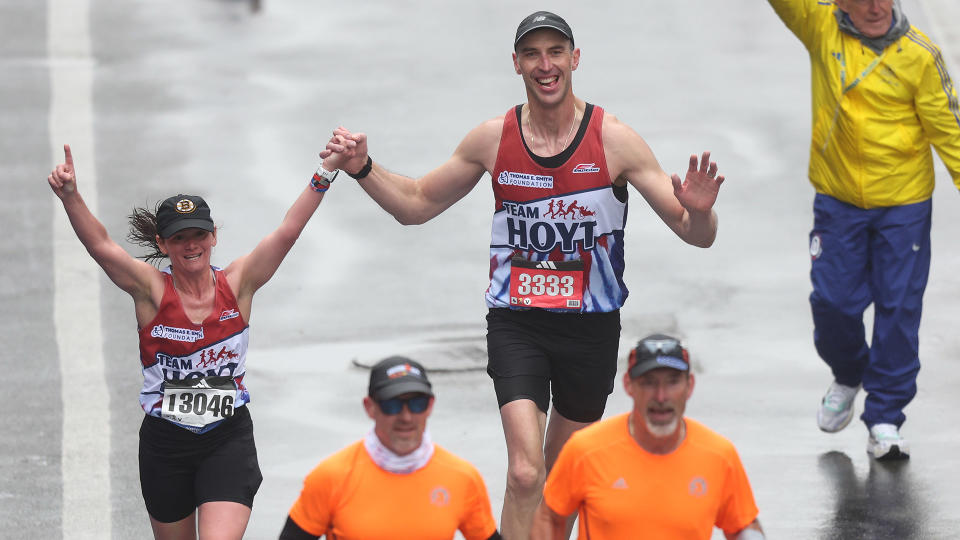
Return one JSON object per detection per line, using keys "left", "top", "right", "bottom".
{"left": 817, "top": 451, "right": 927, "bottom": 539}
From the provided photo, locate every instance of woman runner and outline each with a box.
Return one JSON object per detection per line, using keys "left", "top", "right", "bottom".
{"left": 47, "top": 143, "right": 343, "bottom": 539}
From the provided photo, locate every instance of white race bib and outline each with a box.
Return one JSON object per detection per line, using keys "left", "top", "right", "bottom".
{"left": 161, "top": 376, "right": 237, "bottom": 428}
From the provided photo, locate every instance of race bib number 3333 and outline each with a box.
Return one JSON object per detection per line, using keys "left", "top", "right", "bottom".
{"left": 509, "top": 257, "right": 584, "bottom": 311}
{"left": 162, "top": 376, "right": 237, "bottom": 428}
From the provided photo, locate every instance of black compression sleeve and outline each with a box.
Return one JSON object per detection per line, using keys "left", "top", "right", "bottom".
{"left": 278, "top": 515, "right": 319, "bottom": 540}
{"left": 486, "top": 532, "right": 503, "bottom": 540}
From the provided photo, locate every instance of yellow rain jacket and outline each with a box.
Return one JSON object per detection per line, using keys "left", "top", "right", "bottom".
{"left": 769, "top": 0, "right": 960, "bottom": 208}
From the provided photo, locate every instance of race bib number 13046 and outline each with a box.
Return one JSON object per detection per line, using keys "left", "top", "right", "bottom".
{"left": 509, "top": 257, "right": 584, "bottom": 311}
{"left": 162, "top": 376, "right": 237, "bottom": 428}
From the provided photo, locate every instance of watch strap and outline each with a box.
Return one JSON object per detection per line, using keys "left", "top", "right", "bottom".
{"left": 348, "top": 156, "right": 373, "bottom": 180}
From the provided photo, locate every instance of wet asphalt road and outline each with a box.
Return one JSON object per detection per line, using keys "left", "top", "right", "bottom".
{"left": 2, "top": 0, "right": 960, "bottom": 538}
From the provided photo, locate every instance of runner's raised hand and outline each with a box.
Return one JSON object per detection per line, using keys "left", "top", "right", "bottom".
{"left": 47, "top": 144, "right": 77, "bottom": 197}
{"left": 671, "top": 150, "right": 724, "bottom": 214}
{"left": 320, "top": 126, "right": 369, "bottom": 176}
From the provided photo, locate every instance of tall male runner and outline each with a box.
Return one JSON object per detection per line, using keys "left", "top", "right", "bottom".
{"left": 322, "top": 11, "right": 725, "bottom": 538}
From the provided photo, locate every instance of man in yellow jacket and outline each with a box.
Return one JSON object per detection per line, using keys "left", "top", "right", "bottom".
{"left": 768, "top": 0, "right": 960, "bottom": 460}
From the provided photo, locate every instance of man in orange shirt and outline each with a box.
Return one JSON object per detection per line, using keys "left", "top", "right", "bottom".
{"left": 279, "top": 356, "right": 501, "bottom": 540}
{"left": 533, "top": 334, "right": 764, "bottom": 540}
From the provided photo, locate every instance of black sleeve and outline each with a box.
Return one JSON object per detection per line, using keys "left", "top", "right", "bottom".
{"left": 278, "top": 515, "right": 319, "bottom": 540}
{"left": 486, "top": 532, "right": 503, "bottom": 540}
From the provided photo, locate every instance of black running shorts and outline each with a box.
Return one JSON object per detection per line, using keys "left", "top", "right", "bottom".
{"left": 139, "top": 405, "right": 263, "bottom": 523}
{"left": 486, "top": 307, "right": 620, "bottom": 423}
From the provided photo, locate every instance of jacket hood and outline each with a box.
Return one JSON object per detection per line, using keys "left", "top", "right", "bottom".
{"left": 835, "top": 0, "right": 910, "bottom": 54}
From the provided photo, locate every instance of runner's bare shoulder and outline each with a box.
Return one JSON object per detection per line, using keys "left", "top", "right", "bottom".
{"left": 600, "top": 112, "right": 658, "bottom": 183}
{"left": 600, "top": 111, "right": 644, "bottom": 145}
{"left": 457, "top": 115, "right": 507, "bottom": 172}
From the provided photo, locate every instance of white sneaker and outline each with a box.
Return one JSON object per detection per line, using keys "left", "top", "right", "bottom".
{"left": 867, "top": 423, "right": 910, "bottom": 460}
{"left": 817, "top": 381, "right": 860, "bottom": 433}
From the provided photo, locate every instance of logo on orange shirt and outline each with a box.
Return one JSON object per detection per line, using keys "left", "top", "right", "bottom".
{"left": 430, "top": 486, "right": 450, "bottom": 506}
{"left": 689, "top": 476, "right": 708, "bottom": 497}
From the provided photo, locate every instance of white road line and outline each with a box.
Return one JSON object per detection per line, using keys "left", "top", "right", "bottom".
{"left": 48, "top": 0, "right": 112, "bottom": 538}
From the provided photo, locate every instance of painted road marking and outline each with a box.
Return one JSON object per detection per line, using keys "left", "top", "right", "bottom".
{"left": 48, "top": 0, "right": 112, "bottom": 537}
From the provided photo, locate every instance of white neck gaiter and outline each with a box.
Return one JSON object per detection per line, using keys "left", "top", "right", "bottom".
{"left": 363, "top": 428, "right": 435, "bottom": 474}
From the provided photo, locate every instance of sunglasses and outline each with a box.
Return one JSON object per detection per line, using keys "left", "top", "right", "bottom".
{"left": 377, "top": 395, "right": 431, "bottom": 415}
{"left": 637, "top": 336, "right": 683, "bottom": 356}
{"left": 631, "top": 337, "right": 686, "bottom": 367}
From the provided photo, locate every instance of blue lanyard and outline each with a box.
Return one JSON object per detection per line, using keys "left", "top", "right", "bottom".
{"left": 822, "top": 49, "right": 888, "bottom": 152}
{"left": 840, "top": 50, "right": 887, "bottom": 94}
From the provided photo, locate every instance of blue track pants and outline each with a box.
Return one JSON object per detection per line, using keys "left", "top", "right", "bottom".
{"left": 809, "top": 193, "right": 931, "bottom": 428}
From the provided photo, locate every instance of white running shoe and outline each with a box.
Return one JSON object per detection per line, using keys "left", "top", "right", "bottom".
{"left": 817, "top": 381, "right": 860, "bottom": 433}
{"left": 867, "top": 423, "right": 910, "bottom": 461}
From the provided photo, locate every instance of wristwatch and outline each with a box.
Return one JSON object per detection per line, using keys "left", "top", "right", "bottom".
{"left": 313, "top": 166, "right": 339, "bottom": 188}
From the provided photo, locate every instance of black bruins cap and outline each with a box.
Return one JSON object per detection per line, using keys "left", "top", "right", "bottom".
{"left": 156, "top": 194, "right": 214, "bottom": 238}
{"left": 514, "top": 11, "right": 574, "bottom": 49}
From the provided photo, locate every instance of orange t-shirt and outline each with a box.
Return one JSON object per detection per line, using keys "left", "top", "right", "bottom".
{"left": 288, "top": 441, "right": 498, "bottom": 540}
{"left": 543, "top": 414, "right": 758, "bottom": 539}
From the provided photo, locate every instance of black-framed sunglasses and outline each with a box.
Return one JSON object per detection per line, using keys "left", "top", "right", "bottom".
{"left": 377, "top": 395, "right": 431, "bottom": 415}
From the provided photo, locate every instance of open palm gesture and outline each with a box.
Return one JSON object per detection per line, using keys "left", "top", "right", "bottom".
{"left": 671, "top": 151, "right": 724, "bottom": 213}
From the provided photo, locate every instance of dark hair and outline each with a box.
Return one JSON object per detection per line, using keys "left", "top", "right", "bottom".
{"left": 127, "top": 203, "right": 167, "bottom": 265}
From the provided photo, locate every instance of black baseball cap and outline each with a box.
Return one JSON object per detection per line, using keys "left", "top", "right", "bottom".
{"left": 628, "top": 334, "right": 690, "bottom": 378}
{"left": 368, "top": 356, "right": 434, "bottom": 401}
{"left": 514, "top": 11, "right": 574, "bottom": 49}
{"left": 156, "top": 194, "right": 215, "bottom": 238}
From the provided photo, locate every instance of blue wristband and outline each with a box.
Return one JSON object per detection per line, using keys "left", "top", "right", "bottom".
{"left": 309, "top": 176, "right": 329, "bottom": 193}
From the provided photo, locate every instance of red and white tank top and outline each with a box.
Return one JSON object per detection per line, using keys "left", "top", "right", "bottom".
{"left": 486, "top": 104, "right": 629, "bottom": 313}
{"left": 138, "top": 266, "right": 250, "bottom": 426}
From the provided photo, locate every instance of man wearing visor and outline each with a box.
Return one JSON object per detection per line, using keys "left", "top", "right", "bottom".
{"left": 533, "top": 334, "right": 763, "bottom": 540}
{"left": 279, "top": 356, "right": 501, "bottom": 540}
